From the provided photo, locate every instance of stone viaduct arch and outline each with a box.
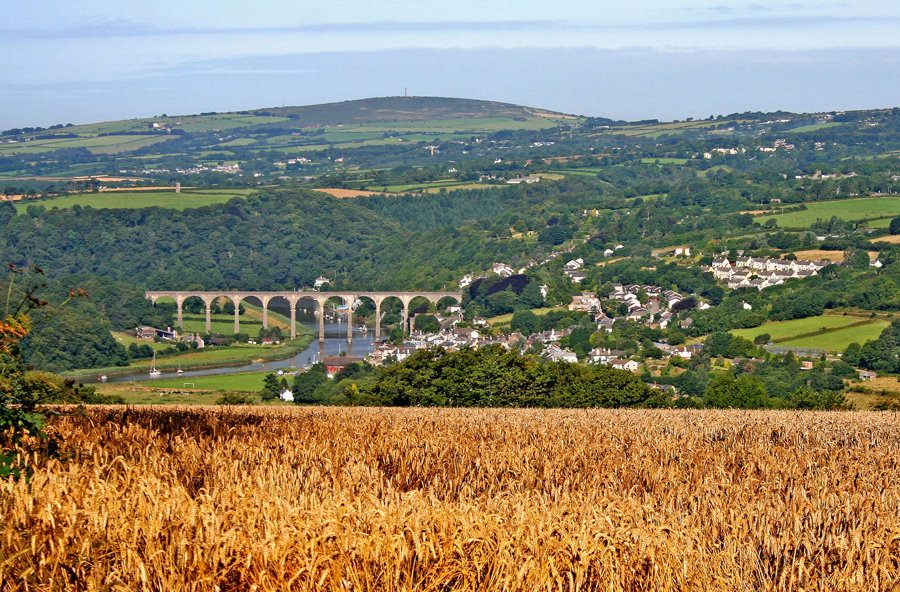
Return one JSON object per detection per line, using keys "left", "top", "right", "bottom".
{"left": 145, "top": 290, "right": 462, "bottom": 343}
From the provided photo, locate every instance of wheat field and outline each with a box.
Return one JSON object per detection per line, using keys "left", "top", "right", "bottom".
{"left": 2, "top": 407, "right": 900, "bottom": 591}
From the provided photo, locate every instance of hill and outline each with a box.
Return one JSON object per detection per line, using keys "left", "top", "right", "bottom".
{"left": 259, "top": 96, "right": 568, "bottom": 126}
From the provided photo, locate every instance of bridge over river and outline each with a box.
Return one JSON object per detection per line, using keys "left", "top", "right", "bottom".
{"left": 145, "top": 290, "right": 462, "bottom": 343}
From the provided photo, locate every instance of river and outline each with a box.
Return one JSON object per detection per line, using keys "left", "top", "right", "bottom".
{"left": 107, "top": 303, "right": 378, "bottom": 384}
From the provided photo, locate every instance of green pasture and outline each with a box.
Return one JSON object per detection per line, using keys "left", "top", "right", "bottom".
{"left": 640, "top": 158, "right": 691, "bottom": 165}
{"left": 762, "top": 197, "right": 900, "bottom": 228}
{"left": 219, "top": 138, "right": 257, "bottom": 147}
{"left": 487, "top": 306, "right": 568, "bottom": 326}
{"left": 790, "top": 122, "right": 844, "bottom": 133}
{"left": 16, "top": 189, "right": 254, "bottom": 213}
{"left": 173, "top": 115, "right": 290, "bottom": 132}
{"left": 124, "top": 343, "right": 290, "bottom": 372}
{"left": 138, "top": 370, "right": 275, "bottom": 392}
{"left": 383, "top": 179, "right": 486, "bottom": 192}
{"left": 178, "top": 313, "right": 260, "bottom": 336}
{"left": 0, "top": 134, "right": 176, "bottom": 155}
{"left": 110, "top": 331, "right": 171, "bottom": 352}
{"left": 778, "top": 321, "right": 889, "bottom": 351}
{"left": 697, "top": 165, "right": 733, "bottom": 177}
{"left": 97, "top": 386, "right": 231, "bottom": 405}
{"left": 731, "top": 315, "right": 863, "bottom": 342}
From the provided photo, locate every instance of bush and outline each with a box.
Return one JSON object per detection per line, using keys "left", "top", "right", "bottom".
{"left": 216, "top": 392, "right": 256, "bottom": 405}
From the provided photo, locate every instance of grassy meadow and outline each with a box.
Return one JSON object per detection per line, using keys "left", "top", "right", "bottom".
{"left": 4, "top": 407, "right": 900, "bottom": 590}
{"left": 731, "top": 315, "right": 863, "bottom": 342}
{"left": 779, "top": 320, "right": 890, "bottom": 350}
{"left": 486, "top": 306, "right": 568, "bottom": 326}
{"left": 138, "top": 370, "right": 275, "bottom": 392}
{"left": 761, "top": 196, "right": 900, "bottom": 228}
{"left": 731, "top": 314, "right": 889, "bottom": 351}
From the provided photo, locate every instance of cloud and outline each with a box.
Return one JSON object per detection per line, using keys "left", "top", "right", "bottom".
{"left": 3, "top": 19, "right": 558, "bottom": 40}
{"left": 3, "top": 46, "right": 900, "bottom": 130}
{"left": 6, "top": 12, "right": 899, "bottom": 44}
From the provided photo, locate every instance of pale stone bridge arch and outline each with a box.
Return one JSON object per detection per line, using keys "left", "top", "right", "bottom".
{"left": 145, "top": 290, "right": 462, "bottom": 343}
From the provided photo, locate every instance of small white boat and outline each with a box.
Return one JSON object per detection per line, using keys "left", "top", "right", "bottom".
{"left": 149, "top": 351, "right": 161, "bottom": 376}
{"left": 99, "top": 375, "right": 107, "bottom": 382}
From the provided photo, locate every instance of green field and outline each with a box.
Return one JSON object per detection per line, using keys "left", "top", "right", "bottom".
{"left": 487, "top": 306, "right": 567, "bottom": 326}
{"left": 177, "top": 313, "right": 260, "bottom": 336}
{"left": 138, "top": 370, "right": 277, "bottom": 392}
{"left": 15, "top": 189, "right": 254, "bottom": 213}
{"left": 790, "top": 122, "right": 844, "bottom": 133}
{"left": 110, "top": 331, "right": 171, "bottom": 352}
{"left": 731, "top": 315, "right": 863, "bottom": 342}
{"left": 0, "top": 135, "right": 177, "bottom": 155}
{"left": 762, "top": 197, "right": 900, "bottom": 228}
{"left": 640, "top": 158, "right": 691, "bottom": 165}
{"left": 779, "top": 321, "right": 889, "bottom": 351}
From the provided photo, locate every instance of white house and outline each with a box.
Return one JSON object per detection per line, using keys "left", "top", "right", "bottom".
{"left": 569, "top": 293, "right": 600, "bottom": 312}
{"left": 279, "top": 388, "right": 294, "bottom": 402}
{"left": 610, "top": 359, "right": 640, "bottom": 372}
{"left": 589, "top": 348, "right": 625, "bottom": 364}
{"left": 671, "top": 346, "right": 693, "bottom": 360}
{"left": 563, "top": 258, "right": 584, "bottom": 271}
{"left": 492, "top": 263, "right": 515, "bottom": 277}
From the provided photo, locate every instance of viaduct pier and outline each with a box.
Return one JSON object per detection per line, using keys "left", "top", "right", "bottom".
{"left": 145, "top": 290, "right": 462, "bottom": 343}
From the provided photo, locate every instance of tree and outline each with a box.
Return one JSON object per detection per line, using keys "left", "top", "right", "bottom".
{"left": 413, "top": 314, "right": 441, "bottom": 333}
{"left": 291, "top": 363, "right": 328, "bottom": 403}
{"left": 519, "top": 282, "right": 544, "bottom": 308}
{"left": 667, "top": 329, "right": 686, "bottom": 346}
{"left": 705, "top": 332, "right": 733, "bottom": 357}
{"left": 1, "top": 265, "right": 88, "bottom": 479}
{"left": 790, "top": 386, "right": 847, "bottom": 410}
{"left": 485, "top": 291, "right": 518, "bottom": 316}
{"left": 260, "top": 373, "right": 281, "bottom": 401}
{"left": 705, "top": 373, "right": 769, "bottom": 409}
{"left": 843, "top": 248, "right": 871, "bottom": 270}
{"left": 510, "top": 309, "right": 539, "bottom": 336}
{"left": 889, "top": 216, "right": 900, "bottom": 235}
{"left": 753, "top": 333, "right": 771, "bottom": 345}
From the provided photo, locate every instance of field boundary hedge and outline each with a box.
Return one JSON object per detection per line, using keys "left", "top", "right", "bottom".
{"left": 770, "top": 318, "right": 876, "bottom": 344}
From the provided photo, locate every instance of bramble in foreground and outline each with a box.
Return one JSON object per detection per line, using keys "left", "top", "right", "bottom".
{"left": 3, "top": 406, "right": 899, "bottom": 590}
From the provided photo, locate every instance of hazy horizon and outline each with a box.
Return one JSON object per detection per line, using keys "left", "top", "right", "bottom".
{"left": 3, "top": 1, "right": 899, "bottom": 129}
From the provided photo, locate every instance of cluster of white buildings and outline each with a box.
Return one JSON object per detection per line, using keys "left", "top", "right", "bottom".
{"left": 365, "top": 324, "right": 525, "bottom": 366}
{"left": 703, "top": 147, "right": 746, "bottom": 159}
{"left": 704, "top": 256, "right": 830, "bottom": 290}
{"left": 602, "top": 283, "right": 699, "bottom": 329}
{"left": 131, "top": 164, "right": 241, "bottom": 175}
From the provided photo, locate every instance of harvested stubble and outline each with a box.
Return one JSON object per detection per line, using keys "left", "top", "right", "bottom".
{"left": 3, "top": 407, "right": 900, "bottom": 591}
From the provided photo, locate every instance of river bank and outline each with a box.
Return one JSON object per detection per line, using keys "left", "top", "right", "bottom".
{"left": 63, "top": 333, "right": 317, "bottom": 381}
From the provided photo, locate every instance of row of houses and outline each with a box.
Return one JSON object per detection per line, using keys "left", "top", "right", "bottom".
{"left": 705, "top": 256, "right": 831, "bottom": 290}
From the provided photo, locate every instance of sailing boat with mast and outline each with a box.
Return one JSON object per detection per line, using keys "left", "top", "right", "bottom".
{"left": 149, "top": 350, "right": 161, "bottom": 376}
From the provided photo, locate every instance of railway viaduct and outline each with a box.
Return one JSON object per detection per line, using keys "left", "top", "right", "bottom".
{"left": 144, "top": 290, "right": 463, "bottom": 343}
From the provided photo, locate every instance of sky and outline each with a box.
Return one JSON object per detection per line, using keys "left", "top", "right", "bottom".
{"left": 2, "top": 1, "right": 900, "bottom": 128}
